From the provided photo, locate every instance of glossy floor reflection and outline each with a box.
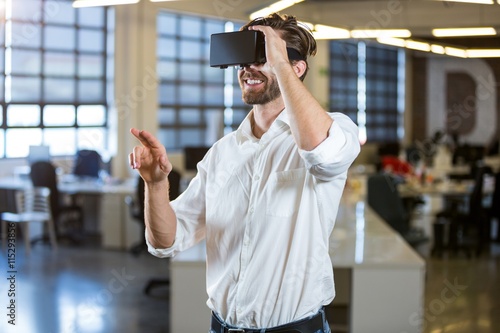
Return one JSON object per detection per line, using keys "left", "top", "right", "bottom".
{"left": 0, "top": 238, "right": 170, "bottom": 333}
{"left": 416, "top": 241, "right": 500, "bottom": 333}
{"left": 0, "top": 236, "right": 499, "bottom": 333}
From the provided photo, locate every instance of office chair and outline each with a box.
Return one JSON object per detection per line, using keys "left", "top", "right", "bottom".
{"left": 184, "top": 146, "right": 210, "bottom": 172}
{"left": 30, "top": 161, "right": 84, "bottom": 245}
{"left": 73, "top": 149, "right": 102, "bottom": 179}
{"left": 367, "top": 173, "right": 428, "bottom": 247}
{"left": 486, "top": 172, "right": 500, "bottom": 242}
{"left": 0, "top": 189, "right": 16, "bottom": 215}
{"left": 127, "top": 168, "right": 181, "bottom": 296}
{"left": 1, "top": 187, "right": 57, "bottom": 255}
{"left": 432, "top": 166, "right": 489, "bottom": 258}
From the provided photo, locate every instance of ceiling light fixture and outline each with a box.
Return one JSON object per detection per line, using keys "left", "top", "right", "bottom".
{"left": 466, "top": 49, "right": 500, "bottom": 57}
{"left": 72, "top": 0, "right": 139, "bottom": 7}
{"left": 312, "top": 24, "right": 350, "bottom": 39}
{"left": 445, "top": 47, "right": 468, "bottom": 58}
{"left": 376, "top": 37, "right": 407, "bottom": 48}
{"left": 430, "top": 44, "right": 446, "bottom": 54}
{"left": 432, "top": 27, "right": 497, "bottom": 37}
{"left": 249, "top": 0, "right": 304, "bottom": 20}
{"left": 405, "top": 40, "right": 431, "bottom": 52}
{"left": 350, "top": 29, "right": 411, "bottom": 39}
{"left": 439, "top": 0, "right": 494, "bottom": 4}
{"left": 375, "top": 38, "right": 496, "bottom": 58}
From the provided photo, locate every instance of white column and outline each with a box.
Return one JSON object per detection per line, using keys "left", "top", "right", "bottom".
{"left": 304, "top": 39, "right": 330, "bottom": 109}
{"left": 112, "top": 1, "right": 159, "bottom": 179}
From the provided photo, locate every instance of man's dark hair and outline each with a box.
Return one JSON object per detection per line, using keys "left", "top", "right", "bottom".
{"left": 241, "top": 13, "right": 317, "bottom": 81}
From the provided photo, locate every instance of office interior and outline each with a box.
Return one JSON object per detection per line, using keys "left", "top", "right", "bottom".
{"left": 0, "top": 0, "right": 500, "bottom": 332}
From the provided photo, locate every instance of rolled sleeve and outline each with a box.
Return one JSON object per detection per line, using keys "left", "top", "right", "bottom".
{"left": 299, "top": 113, "right": 360, "bottom": 180}
{"left": 145, "top": 227, "right": 183, "bottom": 258}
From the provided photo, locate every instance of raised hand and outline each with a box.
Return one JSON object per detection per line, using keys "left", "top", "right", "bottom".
{"left": 129, "top": 128, "right": 172, "bottom": 183}
{"left": 248, "top": 25, "right": 289, "bottom": 73}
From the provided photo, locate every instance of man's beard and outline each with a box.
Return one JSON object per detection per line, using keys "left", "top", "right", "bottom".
{"left": 240, "top": 76, "right": 281, "bottom": 105}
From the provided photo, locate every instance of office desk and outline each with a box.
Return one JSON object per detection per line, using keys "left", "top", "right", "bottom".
{"left": 0, "top": 176, "right": 140, "bottom": 250}
{"left": 169, "top": 189, "right": 426, "bottom": 333}
{"left": 399, "top": 179, "right": 475, "bottom": 197}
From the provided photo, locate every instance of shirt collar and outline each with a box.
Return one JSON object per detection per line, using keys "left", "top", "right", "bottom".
{"left": 236, "top": 109, "right": 290, "bottom": 145}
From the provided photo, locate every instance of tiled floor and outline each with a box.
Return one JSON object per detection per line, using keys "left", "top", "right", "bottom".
{"left": 0, "top": 234, "right": 499, "bottom": 333}
{"left": 0, "top": 238, "right": 171, "bottom": 333}
{"left": 416, "top": 241, "right": 500, "bottom": 333}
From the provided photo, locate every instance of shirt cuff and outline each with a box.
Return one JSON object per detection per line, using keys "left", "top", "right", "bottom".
{"left": 145, "top": 228, "right": 180, "bottom": 258}
{"left": 298, "top": 121, "right": 347, "bottom": 167}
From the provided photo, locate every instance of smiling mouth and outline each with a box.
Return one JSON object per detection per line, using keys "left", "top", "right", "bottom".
{"left": 246, "top": 79, "right": 263, "bottom": 85}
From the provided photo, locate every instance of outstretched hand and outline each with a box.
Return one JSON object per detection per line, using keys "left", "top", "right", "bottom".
{"left": 129, "top": 128, "right": 172, "bottom": 183}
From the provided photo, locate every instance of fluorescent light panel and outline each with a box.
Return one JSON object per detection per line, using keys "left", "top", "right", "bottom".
{"left": 350, "top": 29, "right": 411, "bottom": 38}
{"left": 405, "top": 40, "right": 431, "bottom": 52}
{"left": 445, "top": 47, "right": 467, "bottom": 58}
{"left": 376, "top": 37, "right": 406, "bottom": 48}
{"left": 439, "top": 0, "right": 494, "bottom": 4}
{"left": 431, "top": 44, "right": 446, "bottom": 54}
{"left": 467, "top": 49, "right": 500, "bottom": 57}
{"left": 73, "top": 0, "right": 139, "bottom": 7}
{"left": 249, "top": 0, "right": 304, "bottom": 20}
{"left": 312, "top": 24, "right": 350, "bottom": 39}
{"left": 432, "top": 27, "right": 496, "bottom": 37}
{"left": 375, "top": 39, "right": 500, "bottom": 58}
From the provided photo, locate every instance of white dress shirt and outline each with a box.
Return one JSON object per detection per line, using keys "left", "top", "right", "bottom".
{"left": 147, "top": 110, "right": 360, "bottom": 328}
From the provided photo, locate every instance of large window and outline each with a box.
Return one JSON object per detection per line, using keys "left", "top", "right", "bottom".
{"left": 156, "top": 11, "right": 247, "bottom": 151}
{"left": 329, "top": 40, "right": 404, "bottom": 144}
{"left": 0, "top": 0, "right": 113, "bottom": 159}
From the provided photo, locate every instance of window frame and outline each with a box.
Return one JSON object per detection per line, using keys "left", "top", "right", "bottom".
{"left": 329, "top": 39, "right": 405, "bottom": 144}
{"left": 0, "top": 0, "right": 113, "bottom": 159}
{"left": 156, "top": 11, "right": 247, "bottom": 151}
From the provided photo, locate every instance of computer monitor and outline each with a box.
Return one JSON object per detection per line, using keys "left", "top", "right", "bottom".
{"left": 184, "top": 146, "right": 210, "bottom": 171}
{"left": 452, "top": 144, "right": 485, "bottom": 166}
{"left": 73, "top": 149, "right": 102, "bottom": 178}
{"left": 27, "top": 145, "right": 51, "bottom": 165}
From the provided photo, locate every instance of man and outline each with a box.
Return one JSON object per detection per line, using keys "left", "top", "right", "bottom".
{"left": 129, "top": 13, "right": 360, "bottom": 333}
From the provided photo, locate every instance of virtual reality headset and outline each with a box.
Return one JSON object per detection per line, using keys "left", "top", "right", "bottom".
{"left": 209, "top": 30, "right": 305, "bottom": 69}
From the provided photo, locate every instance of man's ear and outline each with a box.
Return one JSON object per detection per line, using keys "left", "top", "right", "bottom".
{"left": 292, "top": 60, "right": 307, "bottom": 78}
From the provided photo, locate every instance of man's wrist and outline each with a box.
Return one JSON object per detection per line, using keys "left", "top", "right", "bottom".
{"left": 145, "top": 177, "right": 169, "bottom": 192}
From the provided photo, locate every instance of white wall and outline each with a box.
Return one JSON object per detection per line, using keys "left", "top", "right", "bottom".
{"left": 426, "top": 56, "right": 497, "bottom": 145}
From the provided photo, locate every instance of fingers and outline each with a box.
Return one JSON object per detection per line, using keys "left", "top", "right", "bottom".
{"left": 130, "top": 128, "right": 162, "bottom": 149}
{"left": 248, "top": 26, "right": 287, "bottom": 65}
{"left": 248, "top": 25, "right": 267, "bottom": 32}
{"left": 129, "top": 128, "right": 172, "bottom": 178}
{"left": 158, "top": 154, "right": 172, "bottom": 174}
{"left": 130, "top": 145, "right": 145, "bottom": 169}
{"left": 128, "top": 152, "right": 134, "bottom": 169}
{"left": 248, "top": 25, "right": 279, "bottom": 40}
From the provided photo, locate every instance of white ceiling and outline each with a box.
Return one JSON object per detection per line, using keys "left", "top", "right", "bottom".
{"left": 152, "top": 0, "right": 500, "bottom": 38}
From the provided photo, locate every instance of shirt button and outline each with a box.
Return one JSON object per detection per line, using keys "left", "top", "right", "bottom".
{"left": 249, "top": 206, "right": 254, "bottom": 214}
{"left": 254, "top": 175, "right": 260, "bottom": 181}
